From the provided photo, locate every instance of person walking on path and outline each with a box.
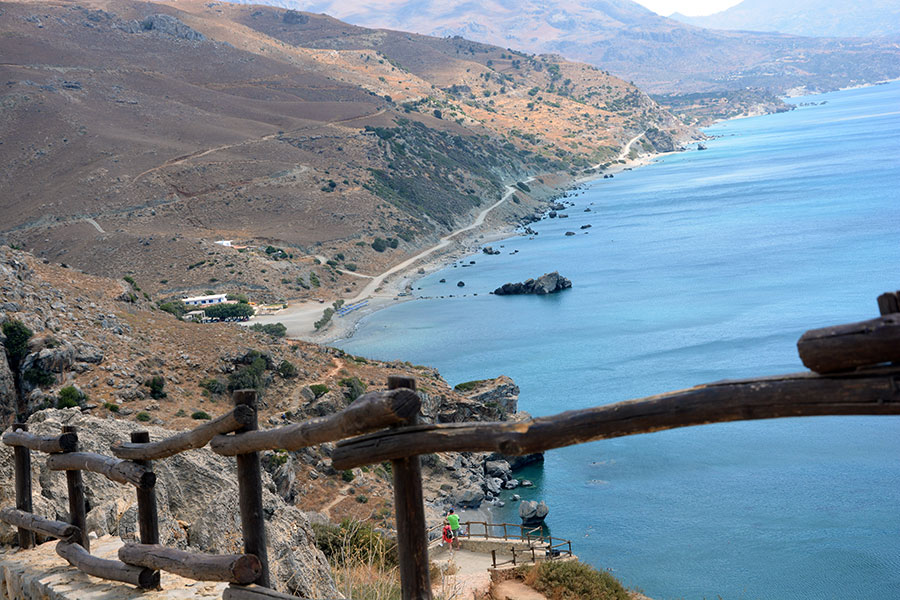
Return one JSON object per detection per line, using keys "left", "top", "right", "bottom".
{"left": 447, "top": 508, "right": 461, "bottom": 549}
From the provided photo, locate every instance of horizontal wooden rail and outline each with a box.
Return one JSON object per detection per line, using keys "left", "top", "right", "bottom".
{"left": 118, "top": 543, "right": 261, "bottom": 584}
{"left": 223, "top": 583, "right": 313, "bottom": 600}
{"left": 47, "top": 452, "right": 155, "bottom": 488}
{"left": 798, "top": 314, "right": 900, "bottom": 373}
{"left": 2, "top": 430, "right": 77, "bottom": 453}
{"left": 0, "top": 508, "right": 80, "bottom": 542}
{"left": 56, "top": 542, "right": 160, "bottom": 589}
{"left": 332, "top": 368, "right": 900, "bottom": 469}
{"left": 111, "top": 406, "right": 256, "bottom": 460}
{"left": 210, "top": 388, "right": 421, "bottom": 456}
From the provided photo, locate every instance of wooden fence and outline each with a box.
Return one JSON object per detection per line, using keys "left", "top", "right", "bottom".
{"left": 1, "top": 291, "right": 900, "bottom": 600}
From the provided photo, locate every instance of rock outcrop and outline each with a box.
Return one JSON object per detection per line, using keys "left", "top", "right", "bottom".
{"left": 121, "top": 14, "right": 206, "bottom": 41}
{"left": 519, "top": 500, "right": 549, "bottom": 526}
{"left": 493, "top": 272, "right": 572, "bottom": 295}
{"left": 0, "top": 409, "right": 337, "bottom": 598}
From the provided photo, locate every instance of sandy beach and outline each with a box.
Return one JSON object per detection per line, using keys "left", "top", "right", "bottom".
{"left": 248, "top": 137, "right": 681, "bottom": 345}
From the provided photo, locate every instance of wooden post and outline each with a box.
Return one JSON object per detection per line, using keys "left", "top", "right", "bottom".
{"left": 12, "top": 423, "right": 34, "bottom": 549}
{"left": 388, "top": 376, "right": 431, "bottom": 600}
{"left": 130, "top": 432, "right": 159, "bottom": 545}
{"left": 876, "top": 291, "right": 899, "bottom": 315}
{"left": 234, "top": 390, "right": 270, "bottom": 588}
{"left": 62, "top": 425, "right": 89, "bottom": 552}
{"left": 491, "top": 550, "right": 496, "bottom": 569}
{"left": 503, "top": 523, "right": 507, "bottom": 540}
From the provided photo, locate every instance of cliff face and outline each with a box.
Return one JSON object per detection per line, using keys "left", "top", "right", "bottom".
{"left": 0, "top": 408, "right": 337, "bottom": 598}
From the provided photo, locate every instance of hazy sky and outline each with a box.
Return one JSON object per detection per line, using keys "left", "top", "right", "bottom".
{"left": 632, "top": 0, "right": 744, "bottom": 16}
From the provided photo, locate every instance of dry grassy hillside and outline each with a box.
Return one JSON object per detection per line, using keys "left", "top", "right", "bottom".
{"left": 0, "top": 0, "right": 695, "bottom": 304}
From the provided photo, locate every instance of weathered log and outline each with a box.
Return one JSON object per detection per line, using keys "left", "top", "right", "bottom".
{"left": 11, "top": 423, "right": 34, "bottom": 549}
{"left": 111, "top": 405, "right": 255, "bottom": 460}
{"left": 130, "top": 431, "right": 159, "bottom": 545}
{"left": 0, "top": 508, "right": 80, "bottom": 542}
{"left": 2, "top": 430, "right": 78, "bottom": 453}
{"left": 223, "top": 584, "right": 310, "bottom": 600}
{"left": 234, "top": 390, "right": 270, "bottom": 588}
{"left": 47, "top": 451, "right": 155, "bottom": 488}
{"left": 210, "top": 388, "right": 420, "bottom": 456}
{"left": 877, "top": 291, "right": 899, "bottom": 316}
{"left": 118, "top": 543, "right": 261, "bottom": 584}
{"left": 333, "top": 368, "right": 900, "bottom": 469}
{"left": 385, "top": 377, "right": 432, "bottom": 600}
{"left": 56, "top": 541, "right": 160, "bottom": 589}
{"left": 61, "top": 425, "right": 89, "bottom": 551}
{"left": 797, "top": 314, "right": 900, "bottom": 373}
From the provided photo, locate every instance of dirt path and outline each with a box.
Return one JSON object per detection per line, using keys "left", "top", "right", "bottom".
{"left": 320, "top": 483, "right": 352, "bottom": 519}
{"left": 430, "top": 547, "right": 494, "bottom": 600}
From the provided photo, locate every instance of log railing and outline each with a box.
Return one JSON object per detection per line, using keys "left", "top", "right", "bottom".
{"left": 1, "top": 291, "right": 899, "bottom": 600}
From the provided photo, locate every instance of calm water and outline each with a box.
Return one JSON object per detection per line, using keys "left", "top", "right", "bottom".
{"left": 338, "top": 82, "right": 900, "bottom": 599}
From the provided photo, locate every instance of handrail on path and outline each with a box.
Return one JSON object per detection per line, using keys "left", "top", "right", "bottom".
{"left": 1, "top": 291, "right": 899, "bottom": 600}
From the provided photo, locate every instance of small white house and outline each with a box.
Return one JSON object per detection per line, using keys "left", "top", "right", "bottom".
{"left": 182, "top": 293, "right": 228, "bottom": 307}
{"left": 215, "top": 240, "right": 233, "bottom": 247}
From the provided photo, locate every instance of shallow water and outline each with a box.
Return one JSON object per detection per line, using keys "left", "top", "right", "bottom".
{"left": 339, "top": 81, "right": 900, "bottom": 599}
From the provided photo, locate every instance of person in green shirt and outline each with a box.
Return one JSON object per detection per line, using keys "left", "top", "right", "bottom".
{"left": 446, "top": 509, "right": 461, "bottom": 549}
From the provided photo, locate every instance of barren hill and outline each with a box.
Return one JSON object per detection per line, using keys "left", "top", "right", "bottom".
{"left": 240, "top": 0, "right": 900, "bottom": 94}
{"left": 0, "top": 0, "right": 694, "bottom": 304}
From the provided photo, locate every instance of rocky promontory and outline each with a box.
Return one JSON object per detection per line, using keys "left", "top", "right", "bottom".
{"left": 493, "top": 271, "right": 572, "bottom": 295}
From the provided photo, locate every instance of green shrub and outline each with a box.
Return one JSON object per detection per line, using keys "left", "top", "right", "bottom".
{"left": 310, "top": 384, "right": 329, "bottom": 399}
{"left": 57, "top": 386, "right": 86, "bottom": 409}
{"left": 371, "top": 237, "right": 388, "bottom": 252}
{"left": 516, "top": 181, "right": 531, "bottom": 192}
{"left": 356, "top": 495, "right": 368, "bottom": 504}
{"left": 314, "top": 308, "right": 334, "bottom": 330}
{"left": 523, "top": 560, "right": 629, "bottom": 600}
{"left": 191, "top": 411, "right": 211, "bottom": 420}
{"left": 136, "top": 412, "right": 151, "bottom": 422}
{"left": 277, "top": 360, "right": 298, "bottom": 378}
{"left": 227, "top": 293, "right": 249, "bottom": 304}
{"left": 341, "top": 469, "right": 356, "bottom": 482}
{"left": 24, "top": 368, "right": 56, "bottom": 387}
{"left": 249, "top": 323, "right": 287, "bottom": 337}
{"left": 228, "top": 356, "right": 268, "bottom": 392}
{"left": 157, "top": 301, "right": 186, "bottom": 318}
{"left": 339, "top": 377, "right": 366, "bottom": 402}
{"left": 175, "top": 409, "right": 187, "bottom": 417}
{"left": 199, "top": 378, "right": 227, "bottom": 395}
{"left": 103, "top": 402, "right": 120, "bottom": 413}
{"left": 146, "top": 376, "right": 167, "bottom": 399}
{"left": 204, "top": 303, "right": 254, "bottom": 320}
{"left": 2, "top": 320, "right": 32, "bottom": 367}
{"left": 453, "top": 379, "right": 488, "bottom": 392}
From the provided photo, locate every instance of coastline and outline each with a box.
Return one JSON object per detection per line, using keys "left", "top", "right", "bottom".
{"left": 249, "top": 140, "right": 689, "bottom": 346}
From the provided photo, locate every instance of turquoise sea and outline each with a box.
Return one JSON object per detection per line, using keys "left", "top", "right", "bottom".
{"left": 338, "top": 82, "right": 900, "bottom": 599}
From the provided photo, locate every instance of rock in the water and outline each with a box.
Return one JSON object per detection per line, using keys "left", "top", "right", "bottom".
{"left": 518, "top": 500, "right": 549, "bottom": 526}
{"left": 457, "top": 281, "right": 465, "bottom": 287}
{"left": 565, "top": 231, "right": 576, "bottom": 236}
{"left": 493, "top": 272, "right": 572, "bottom": 296}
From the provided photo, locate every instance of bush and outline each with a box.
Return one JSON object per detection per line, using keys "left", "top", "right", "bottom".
{"left": 314, "top": 308, "right": 334, "bottom": 330}
{"left": 2, "top": 320, "right": 32, "bottom": 366}
{"left": 339, "top": 377, "right": 366, "bottom": 402}
{"left": 191, "top": 411, "right": 212, "bottom": 420}
{"left": 516, "top": 181, "right": 531, "bottom": 192}
{"left": 249, "top": 323, "right": 287, "bottom": 338}
{"left": 356, "top": 495, "right": 368, "bottom": 504}
{"left": 453, "top": 379, "right": 488, "bottom": 392}
{"left": 103, "top": 401, "right": 120, "bottom": 412}
{"left": 277, "top": 360, "right": 298, "bottom": 378}
{"left": 24, "top": 368, "right": 56, "bottom": 387}
{"left": 227, "top": 293, "right": 249, "bottom": 304}
{"left": 342, "top": 469, "right": 356, "bottom": 482}
{"left": 522, "top": 560, "right": 629, "bottom": 600}
{"left": 146, "top": 375, "right": 167, "bottom": 399}
{"left": 199, "top": 378, "right": 227, "bottom": 395}
{"left": 228, "top": 356, "right": 268, "bottom": 392}
{"left": 310, "top": 384, "right": 329, "bottom": 399}
{"left": 157, "top": 301, "right": 186, "bottom": 318}
{"left": 312, "top": 519, "right": 398, "bottom": 568}
{"left": 136, "top": 412, "right": 151, "bottom": 422}
{"left": 371, "top": 237, "right": 388, "bottom": 252}
{"left": 56, "top": 386, "right": 86, "bottom": 409}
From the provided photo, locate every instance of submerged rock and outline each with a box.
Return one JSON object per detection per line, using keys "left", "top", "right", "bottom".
{"left": 519, "top": 500, "right": 549, "bottom": 526}
{"left": 493, "top": 272, "right": 572, "bottom": 296}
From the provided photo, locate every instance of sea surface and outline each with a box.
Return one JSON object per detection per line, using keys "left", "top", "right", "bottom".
{"left": 338, "top": 81, "right": 900, "bottom": 599}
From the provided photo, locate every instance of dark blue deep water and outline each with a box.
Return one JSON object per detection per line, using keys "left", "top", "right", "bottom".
{"left": 339, "top": 82, "right": 900, "bottom": 599}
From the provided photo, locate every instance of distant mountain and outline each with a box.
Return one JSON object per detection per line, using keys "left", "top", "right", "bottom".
{"left": 224, "top": 0, "right": 900, "bottom": 94}
{"left": 671, "top": 0, "right": 900, "bottom": 38}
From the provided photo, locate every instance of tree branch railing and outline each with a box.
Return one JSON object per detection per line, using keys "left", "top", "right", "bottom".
{"left": 0, "top": 291, "right": 898, "bottom": 600}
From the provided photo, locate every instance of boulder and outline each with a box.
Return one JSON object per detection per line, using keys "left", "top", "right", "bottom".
{"left": 485, "top": 460, "right": 513, "bottom": 481}
{"left": 493, "top": 272, "right": 572, "bottom": 296}
{"left": 451, "top": 486, "right": 485, "bottom": 508}
{"left": 518, "top": 500, "right": 549, "bottom": 526}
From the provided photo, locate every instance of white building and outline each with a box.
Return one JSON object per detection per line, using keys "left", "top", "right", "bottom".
{"left": 182, "top": 293, "right": 228, "bottom": 307}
